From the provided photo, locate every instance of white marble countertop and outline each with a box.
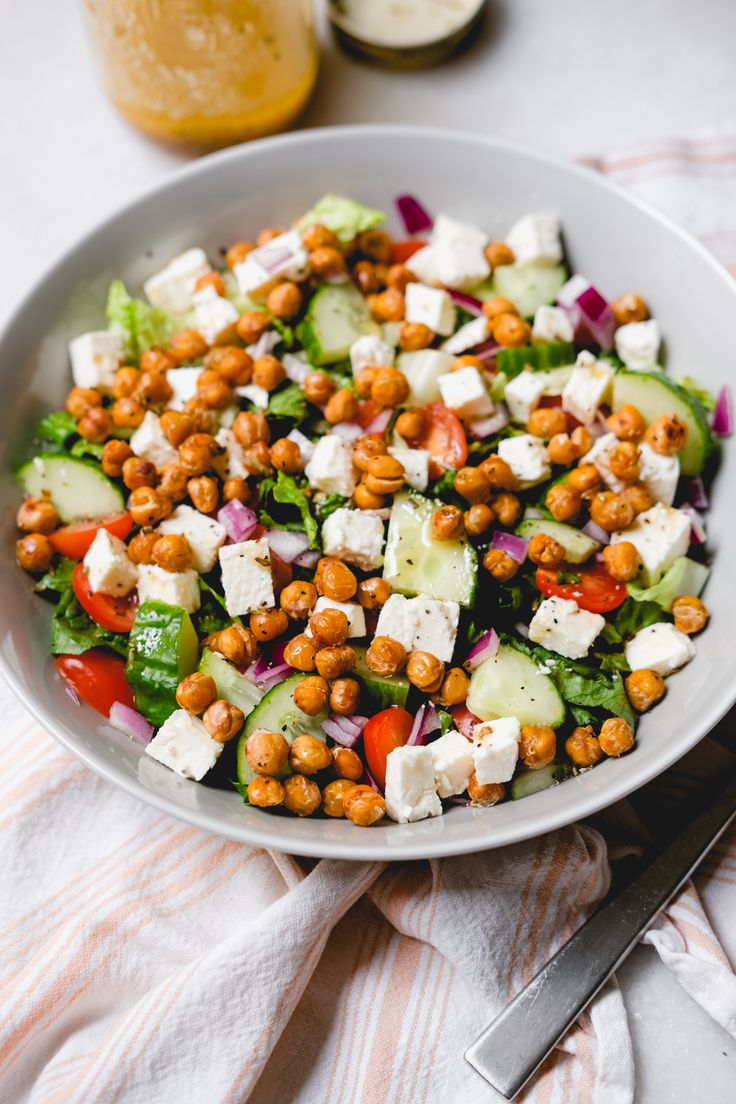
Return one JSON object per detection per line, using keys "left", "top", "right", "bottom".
{"left": 1, "top": 1, "right": 735, "bottom": 1099}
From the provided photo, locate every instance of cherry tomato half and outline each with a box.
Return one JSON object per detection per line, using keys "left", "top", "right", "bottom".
{"left": 50, "top": 513, "right": 133, "bottom": 561}
{"left": 402, "top": 402, "right": 468, "bottom": 480}
{"left": 55, "top": 650, "right": 135, "bottom": 718}
{"left": 536, "top": 564, "right": 627, "bottom": 614}
{"left": 356, "top": 399, "right": 382, "bottom": 430}
{"left": 362, "top": 706, "right": 414, "bottom": 790}
{"left": 72, "top": 563, "right": 137, "bottom": 633}
{"left": 450, "top": 704, "right": 482, "bottom": 742}
{"left": 391, "top": 240, "right": 426, "bottom": 264}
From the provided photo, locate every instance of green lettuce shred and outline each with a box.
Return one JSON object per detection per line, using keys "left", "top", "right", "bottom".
{"left": 297, "top": 194, "right": 385, "bottom": 243}
{"left": 106, "top": 279, "right": 175, "bottom": 361}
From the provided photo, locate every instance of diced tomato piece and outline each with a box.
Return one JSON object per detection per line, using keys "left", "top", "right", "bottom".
{"left": 401, "top": 402, "right": 468, "bottom": 480}
{"left": 362, "top": 707, "right": 414, "bottom": 790}
{"left": 536, "top": 564, "right": 627, "bottom": 614}
{"left": 72, "top": 563, "right": 137, "bottom": 633}
{"left": 450, "top": 705, "right": 482, "bottom": 742}
{"left": 50, "top": 513, "right": 133, "bottom": 560}
{"left": 55, "top": 650, "right": 135, "bottom": 718}
{"left": 391, "top": 240, "right": 426, "bottom": 264}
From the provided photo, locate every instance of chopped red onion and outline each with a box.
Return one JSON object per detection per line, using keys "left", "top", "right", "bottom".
{"left": 216, "top": 500, "right": 259, "bottom": 543}
{"left": 109, "top": 701, "right": 153, "bottom": 743}
{"left": 465, "top": 629, "right": 500, "bottom": 671}
{"left": 395, "top": 194, "right": 433, "bottom": 235}
{"left": 713, "top": 386, "right": 732, "bottom": 436}
{"left": 524, "top": 506, "right": 545, "bottom": 520}
{"left": 594, "top": 549, "right": 606, "bottom": 564}
{"left": 680, "top": 503, "right": 707, "bottom": 545}
{"left": 282, "top": 353, "right": 311, "bottom": 385}
{"left": 330, "top": 422, "right": 365, "bottom": 442}
{"left": 467, "top": 404, "right": 510, "bottom": 439}
{"left": 406, "top": 703, "right": 441, "bottom": 747}
{"left": 365, "top": 766, "right": 383, "bottom": 795}
{"left": 245, "top": 658, "right": 292, "bottom": 691}
{"left": 253, "top": 243, "right": 295, "bottom": 275}
{"left": 266, "top": 529, "right": 310, "bottom": 563}
{"left": 582, "top": 519, "right": 609, "bottom": 546}
{"left": 473, "top": 341, "right": 501, "bottom": 363}
{"left": 490, "top": 530, "right": 528, "bottom": 563}
{"left": 557, "top": 274, "right": 591, "bottom": 309}
{"left": 294, "top": 549, "right": 320, "bottom": 569}
{"left": 557, "top": 276, "right": 615, "bottom": 351}
{"left": 448, "top": 290, "right": 484, "bottom": 316}
{"left": 363, "top": 408, "right": 392, "bottom": 434}
{"left": 322, "top": 717, "right": 361, "bottom": 748}
{"left": 363, "top": 507, "right": 392, "bottom": 521}
{"left": 684, "top": 477, "right": 709, "bottom": 510}
{"left": 64, "top": 684, "right": 81, "bottom": 707}
{"left": 246, "top": 329, "right": 279, "bottom": 360}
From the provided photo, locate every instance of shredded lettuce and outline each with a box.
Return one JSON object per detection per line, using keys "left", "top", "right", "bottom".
{"left": 626, "top": 557, "right": 709, "bottom": 613}
{"left": 267, "top": 383, "right": 308, "bottom": 422}
{"left": 258, "top": 472, "right": 319, "bottom": 549}
{"left": 36, "top": 411, "right": 77, "bottom": 450}
{"left": 297, "top": 194, "right": 385, "bottom": 243}
{"left": 106, "top": 279, "right": 175, "bottom": 361}
{"left": 676, "top": 376, "right": 716, "bottom": 413}
{"left": 35, "top": 558, "right": 128, "bottom": 658}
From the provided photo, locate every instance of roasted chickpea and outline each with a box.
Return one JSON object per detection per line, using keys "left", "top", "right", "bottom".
{"left": 603, "top": 541, "right": 641, "bottom": 582}
{"left": 256, "top": 226, "right": 285, "bottom": 246}
{"left": 100, "top": 439, "right": 134, "bottom": 479}
{"left": 198, "top": 378, "right": 235, "bottom": 410}
{"left": 226, "top": 240, "right": 254, "bottom": 270}
{"left": 394, "top": 408, "right": 426, "bottom": 439}
{"left": 16, "top": 533, "right": 53, "bottom": 573}
{"left": 343, "top": 785, "right": 386, "bottom": 826}
{"left": 547, "top": 432, "right": 578, "bottom": 466}
{"left": 567, "top": 463, "right": 601, "bottom": 494}
{"left": 565, "top": 726, "right": 603, "bottom": 767}
{"left": 492, "top": 313, "right": 531, "bottom": 347}
{"left": 454, "top": 354, "right": 487, "bottom": 371}
{"left": 171, "top": 329, "right": 208, "bottom": 362}
{"left": 223, "top": 477, "right": 251, "bottom": 504}
{"left": 484, "top": 241, "right": 515, "bottom": 268}
{"left": 182, "top": 396, "right": 217, "bottom": 434}
{"left": 364, "top": 454, "right": 405, "bottom": 495}
{"left": 366, "top": 636, "right": 407, "bottom": 677}
{"left": 113, "top": 367, "right": 140, "bottom": 400}
{"left": 519, "top": 724, "right": 557, "bottom": 769}
{"left": 598, "top": 717, "right": 634, "bottom": 757}
{"left": 322, "top": 779, "right": 358, "bottom": 818}
{"left": 291, "top": 671, "right": 328, "bottom": 715}
{"left": 140, "top": 347, "right": 178, "bottom": 374}
{"left": 316, "top": 559, "right": 357, "bottom": 602}
{"left": 78, "top": 406, "right": 113, "bottom": 441}
{"left": 353, "top": 433, "right": 387, "bottom": 472}
{"left": 672, "top": 595, "right": 709, "bottom": 635}
{"left": 178, "top": 432, "right": 218, "bottom": 476}
{"left": 432, "top": 504, "right": 465, "bottom": 541}
{"left": 205, "top": 345, "right": 253, "bottom": 387}
{"left": 127, "top": 530, "right": 159, "bottom": 565}
{"left": 236, "top": 310, "right": 269, "bottom": 345}
{"left": 482, "top": 548, "right": 519, "bottom": 581}
{"left": 247, "top": 776, "right": 285, "bottom": 808}
{"left": 386, "top": 262, "right": 416, "bottom": 293}
{"left": 152, "top": 533, "right": 192, "bottom": 573}
{"left": 128, "top": 487, "right": 172, "bottom": 526}
{"left": 492, "top": 492, "right": 522, "bottom": 528}
{"left": 159, "top": 410, "right": 195, "bottom": 448}
{"left": 527, "top": 532, "right": 566, "bottom": 567}
{"left": 283, "top": 773, "right": 322, "bottom": 817}
{"left": 454, "top": 466, "right": 491, "bottom": 505}
{"left": 330, "top": 677, "right": 361, "bottom": 716}
{"left": 367, "top": 288, "right": 405, "bottom": 323}
{"left": 332, "top": 746, "right": 364, "bottom": 782}
{"left": 309, "top": 607, "right": 350, "bottom": 647}
{"left": 203, "top": 700, "right": 244, "bottom": 743}
{"left": 589, "top": 491, "right": 634, "bottom": 533}
{"left": 280, "top": 580, "right": 318, "bottom": 620}
{"left": 482, "top": 296, "right": 518, "bottom": 321}
{"left": 607, "top": 403, "right": 646, "bottom": 441}
{"left": 283, "top": 633, "right": 318, "bottom": 672}
{"left": 315, "top": 645, "right": 356, "bottom": 680}
{"left": 354, "top": 482, "right": 385, "bottom": 510}
{"left": 370, "top": 366, "right": 410, "bottom": 408}
{"left": 352, "top": 260, "right": 381, "bottom": 295}
{"left": 233, "top": 411, "right": 270, "bottom": 449}
{"left": 246, "top": 729, "right": 289, "bottom": 775}
{"left": 468, "top": 775, "right": 506, "bottom": 807}
{"left": 184, "top": 475, "right": 218, "bottom": 513}
{"left": 66, "top": 386, "right": 102, "bottom": 419}
{"left": 357, "top": 577, "right": 391, "bottom": 610}
{"left": 527, "top": 407, "right": 568, "bottom": 439}
{"left": 399, "top": 322, "right": 433, "bottom": 351}
{"left": 266, "top": 281, "right": 302, "bottom": 320}
{"left": 194, "top": 271, "right": 226, "bottom": 296}
{"left": 176, "top": 672, "right": 217, "bottom": 714}
{"left": 406, "top": 650, "right": 445, "bottom": 693}
{"left": 356, "top": 228, "right": 392, "bottom": 263}
{"left": 625, "top": 668, "right": 666, "bottom": 713}
{"left": 325, "top": 387, "right": 359, "bottom": 425}
{"left": 571, "top": 426, "right": 593, "bottom": 455}
{"left": 479, "top": 455, "right": 518, "bottom": 491}
{"left": 158, "top": 463, "right": 189, "bottom": 502}
{"left": 302, "top": 370, "right": 336, "bottom": 406}
{"left": 249, "top": 608, "right": 288, "bottom": 642}
{"left": 611, "top": 292, "right": 649, "bottom": 326}
{"left": 464, "top": 503, "right": 495, "bottom": 538}
{"left": 545, "top": 482, "right": 582, "bottom": 523}
{"left": 309, "top": 246, "right": 347, "bottom": 280}
{"left": 109, "top": 398, "right": 145, "bottom": 430}
{"left": 270, "top": 438, "right": 303, "bottom": 474}
{"left": 301, "top": 223, "right": 339, "bottom": 252}
{"left": 252, "top": 354, "right": 286, "bottom": 392}
{"left": 16, "top": 498, "right": 58, "bottom": 534}
{"left": 289, "top": 734, "right": 332, "bottom": 774}
{"left": 609, "top": 442, "right": 641, "bottom": 482}
{"left": 621, "top": 483, "right": 653, "bottom": 516}
{"left": 644, "top": 414, "right": 688, "bottom": 456}
{"left": 435, "top": 667, "right": 470, "bottom": 706}
{"left": 354, "top": 367, "right": 379, "bottom": 398}
{"left": 122, "top": 456, "right": 157, "bottom": 491}
{"left": 136, "top": 370, "right": 173, "bottom": 406}
{"left": 209, "top": 624, "right": 258, "bottom": 666}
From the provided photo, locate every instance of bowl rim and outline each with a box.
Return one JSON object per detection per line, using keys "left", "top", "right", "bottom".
{"left": 2, "top": 124, "right": 734, "bottom": 861}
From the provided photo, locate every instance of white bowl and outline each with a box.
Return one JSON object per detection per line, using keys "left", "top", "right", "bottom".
{"left": 1, "top": 126, "right": 733, "bottom": 860}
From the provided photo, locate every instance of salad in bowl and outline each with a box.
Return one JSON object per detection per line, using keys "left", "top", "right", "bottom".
{"left": 14, "top": 192, "right": 727, "bottom": 829}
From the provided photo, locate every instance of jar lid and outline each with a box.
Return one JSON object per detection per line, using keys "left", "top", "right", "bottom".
{"left": 326, "top": 0, "right": 485, "bottom": 69}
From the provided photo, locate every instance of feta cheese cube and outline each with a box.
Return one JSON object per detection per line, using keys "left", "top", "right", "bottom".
{"left": 610, "top": 503, "right": 690, "bottom": 586}
{"left": 472, "top": 717, "right": 520, "bottom": 785}
{"left": 219, "top": 537, "right": 274, "bottom": 616}
{"left": 145, "top": 709, "right": 223, "bottom": 781}
{"left": 83, "top": 529, "right": 137, "bottom": 597}
{"left": 384, "top": 745, "right": 443, "bottom": 823}
{"left": 615, "top": 320, "right": 661, "bottom": 371}
{"left": 157, "top": 505, "right": 227, "bottom": 573}
{"left": 375, "top": 594, "right": 459, "bottom": 662}
{"left": 406, "top": 214, "right": 491, "bottom": 291}
{"left": 581, "top": 432, "right": 626, "bottom": 493}
{"left": 136, "top": 565, "right": 201, "bottom": 613}
{"left": 430, "top": 730, "right": 474, "bottom": 798}
{"left": 498, "top": 433, "right": 550, "bottom": 483}
{"left": 440, "top": 315, "right": 489, "bottom": 355}
{"left": 191, "top": 285, "right": 239, "bottom": 345}
{"left": 236, "top": 383, "right": 269, "bottom": 409}
{"left": 69, "top": 331, "right": 123, "bottom": 392}
{"left": 506, "top": 213, "right": 563, "bottom": 266}
{"left": 308, "top": 596, "right": 366, "bottom": 639}
{"left": 532, "top": 305, "right": 574, "bottom": 344}
{"left": 561, "top": 352, "right": 614, "bottom": 425}
{"left": 349, "top": 334, "right": 395, "bottom": 374}
{"left": 166, "top": 366, "right": 203, "bottom": 411}
{"left": 388, "top": 446, "right": 430, "bottom": 491}
{"left": 503, "top": 370, "right": 546, "bottom": 424}
{"left": 130, "top": 411, "right": 179, "bottom": 470}
{"left": 638, "top": 442, "right": 680, "bottom": 506}
{"left": 286, "top": 428, "right": 315, "bottom": 465}
{"left": 438, "top": 366, "right": 493, "bottom": 422}
{"left": 213, "top": 428, "right": 248, "bottom": 480}
{"left": 374, "top": 592, "right": 418, "bottom": 653}
{"left": 625, "top": 621, "right": 695, "bottom": 677}
{"left": 321, "top": 508, "right": 384, "bottom": 571}
{"left": 404, "top": 283, "right": 456, "bottom": 336}
{"left": 433, "top": 213, "right": 489, "bottom": 251}
{"left": 528, "top": 596, "right": 605, "bottom": 660}
{"left": 304, "top": 435, "right": 356, "bottom": 498}
{"left": 233, "top": 230, "right": 308, "bottom": 296}
{"left": 144, "top": 248, "right": 211, "bottom": 315}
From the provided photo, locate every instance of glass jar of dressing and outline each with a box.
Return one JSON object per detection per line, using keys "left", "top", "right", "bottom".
{"left": 327, "top": 0, "right": 484, "bottom": 67}
{"left": 82, "top": 0, "right": 319, "bottom": 150}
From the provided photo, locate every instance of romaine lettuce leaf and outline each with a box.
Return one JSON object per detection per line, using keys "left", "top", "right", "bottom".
{"left": 106, "top": 279, "right": 175, "bottom": 361}
{"left": 297, "top": 194, "right": 385, "bottom": 243}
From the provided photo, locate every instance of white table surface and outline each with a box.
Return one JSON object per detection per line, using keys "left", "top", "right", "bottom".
{"left": 1, "top": 2, "right": 735, "bottom": 1100}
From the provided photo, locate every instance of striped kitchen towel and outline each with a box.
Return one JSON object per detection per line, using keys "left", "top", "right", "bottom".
{"left": 2, "top": 127, "right": 736, "bottom": 1104}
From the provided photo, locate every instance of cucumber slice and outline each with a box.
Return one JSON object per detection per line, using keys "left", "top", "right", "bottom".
{"left": 17, "top": 453, "right": 124, "bottom": 523}
{"left": 236, "top": 673, "right": 328, "bottom": 787}
{"left": 515, "top": 518, "right": 600, "bottom": 564}
{"left": 476, "top": 264, "right": 568, "bottom": 319}
{"left": 611, "top": 370, "right": 714, "bottom": 476}
{"left": 511, "top": 763, "right": 572, "bottom": 800}
{"left": 198, "top": 649, "right": 265, "bottom": 717}
{"left": 383, "top": 492, "right": 478, "bottom": 607}
{"left": 496, "top": 342, "right": 575, "bottom": 379}
{"left": 397, "top": 349, "right": 456, "bottom": 405}
{"left": 297, "top": 282, "right": 380, "bottom": 365}
{"left": 467, "top": 644, "right": 565, "bottom": 728}
{"left": 353, "top": 645, "right": 410, "bottom": 709}
{"left": 535, "top": 365, "right": 574, "bottom": 396}
{"left": 126, "top": 600, "right": 199, "bottom": 727}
